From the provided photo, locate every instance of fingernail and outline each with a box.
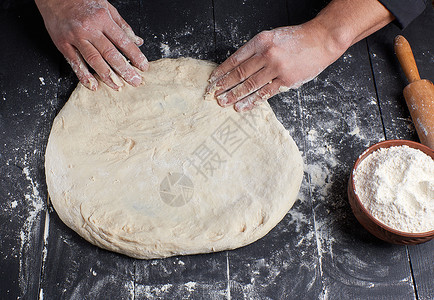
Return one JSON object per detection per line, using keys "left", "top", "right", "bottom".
{"left": 89, "top": 77, "right": 98, "bottom": 91}
{"left": 209, "top": 69, "right": 221, "bottom": 81}
{"left": 138, "top": 55, "right": 149, "bottom": 72}
{"left": 217, "top": 94, "right": 229, "bottom": 106}
{"left": 139, "top": 62, "right": 149, "bottom": 72}
{"left": 109, "top": 71, "right": 124, "bottom": 88}
{"left": 210, "top": 69, "right": 226, "bottom": 83}
{"left": 131, "top": 74, "right": 142, "bottom": 87}
{"left": 234, "top": 101, "right": 247, "bottom": 112}
{"left": 235, "top": 96, "right": 255, "bottom": 112}
{"left": 205, "top": 82, "right": 217, "bottom": 94}
{"left": 135, "top": 36, "right": 144, "bottom": 46}
{"left": 209, "top": 74, "right": 219, "bottom": 83}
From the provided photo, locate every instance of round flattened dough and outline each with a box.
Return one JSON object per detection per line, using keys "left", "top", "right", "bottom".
{"left": 45, "top": 58, "right": 303, "bottom": 259}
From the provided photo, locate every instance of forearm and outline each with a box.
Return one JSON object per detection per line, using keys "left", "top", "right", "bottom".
{"left": 206, "top": 0, "right": 395, "bottom": 112}
{"left": 312, "top": 0, "right": 394, "bottom": 53}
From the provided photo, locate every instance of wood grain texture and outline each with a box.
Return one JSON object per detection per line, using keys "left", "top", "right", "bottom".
{"left": 0, "top": 2, "right": 60, "bottom": 298}
{"left": 41, "top": 210, "right": 136, "bottom": 299}
{"left": 286, "top": 0, "right": 329, "bottom": 25}
{"left": 409, "top": 242, "right": 434, "bottom": 300}
{"left": 366, "top": 6, "right": 434, "bottom": 142}
{"left": 213, "top": 0, "right": 288, "bottom": 62}
{"left": 39, "top": 2, "right": 140, "bottom": 298}
{"left": 367, "top": 5, "right": 434, "bottom": 300}
{"left": 137, "top": 0, "right": 216, "bottom": 61}
{"left": 299, "top": 40, "right": 415, "bottom": 299}
{"left": 213, "top": 1, "right": 322, "bottom": 298}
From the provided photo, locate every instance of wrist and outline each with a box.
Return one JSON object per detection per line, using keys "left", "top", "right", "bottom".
{"left": 309, "top": 14, "right": 354, "bottom": 57}
{"left": 303, "top": 17, "right": 351, "bottom": 62}
{"left": 308, "top": 0, "right": 394, "bottom": 54}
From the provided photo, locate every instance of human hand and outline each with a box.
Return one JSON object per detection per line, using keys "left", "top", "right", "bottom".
{"left": 35, "top": 0, "right": 149, "bottom": 91}
{"left": 206, "top": 22, "right": 346, "bottom": 112}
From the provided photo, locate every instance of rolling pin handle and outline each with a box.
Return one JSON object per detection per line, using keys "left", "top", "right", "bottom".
{"left": 394, "top": 35, "right": 421, "bottom": 83}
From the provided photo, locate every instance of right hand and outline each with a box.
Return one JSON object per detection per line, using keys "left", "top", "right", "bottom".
{"left": 206, "top": 24, "right": 345, "bottom": 112}
{"left": 35, "top": 0, "right": 149, "bottom": 91}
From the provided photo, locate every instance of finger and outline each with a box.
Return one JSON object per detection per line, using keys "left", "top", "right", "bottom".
{"left": 209, "top": 40, "right": 256, "bottom": 83}
{"left": 75, "top": 40, "right": 123, "bottom": 90}
{"left": 216, "top": 67, "right": 275, "bottom": 107}
{"left": 107, "top": 3, "right": 144, "bottom": 46}
{"left": 91, "top": 34, "right": 142, "bottom": 87}
{"left": 103, "top": 24, "right": 149, "bottom": 72}
{"left": 234, "top": 78, "right": 285, "bottom": 112}
{"left": 209, "top": 54, "right": 266, "bottom": 97}
{"left": 62, "top": 44, "right": 98, "bottom": 91}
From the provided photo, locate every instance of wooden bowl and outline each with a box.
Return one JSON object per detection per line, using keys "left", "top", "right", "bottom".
{"left": 348, "top": 140, "right": 434, "bottom": 245}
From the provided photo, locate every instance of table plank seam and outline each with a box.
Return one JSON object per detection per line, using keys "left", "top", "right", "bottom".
{"left": 211, "top": 0, "right": 217, "bottom": 54}
{"left": 406, "top": 246, "right": 420, "bottom": 300}
{"left": 366, "top": 39, "right": 388, "bottom": 140}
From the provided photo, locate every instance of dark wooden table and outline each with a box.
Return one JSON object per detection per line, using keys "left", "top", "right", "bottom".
{"left": 1, "top": 1, "right": 433, "bottom": 299}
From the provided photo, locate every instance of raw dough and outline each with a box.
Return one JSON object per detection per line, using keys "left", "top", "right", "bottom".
{"left": 45, "top": 58, "right": 303, "bottom": 259}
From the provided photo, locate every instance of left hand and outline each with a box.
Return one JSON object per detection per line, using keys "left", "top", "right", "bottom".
{"left": 35, "top": 0, "right": 148, "bottom": 91}
{"left": 207, "top": 22, "right": 346, "bottom": 112}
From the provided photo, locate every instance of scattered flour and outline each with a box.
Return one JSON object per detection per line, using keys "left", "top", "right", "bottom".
{"left": 17, "top": 165, "right": 45, "bottom": 295}
{"left": 184, "top": 282, "right": 197, "bottom": 293}
{"left": 160, "top": 43, "right": 171, "bottom": 57}
{"left": 354, "top": 145, "right": 434, "bottom": 233}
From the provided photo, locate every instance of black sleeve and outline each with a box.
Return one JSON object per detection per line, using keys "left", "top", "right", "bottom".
{"left": 0, "top": 0, "right": 33, "bottom": 10}
{"left": 379, "top": 0, "right": 429, "bottom": 29}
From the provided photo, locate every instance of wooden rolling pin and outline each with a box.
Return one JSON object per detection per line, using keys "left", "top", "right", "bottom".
{"left": 394, "top": 35, "right": 434, "bottom": 149}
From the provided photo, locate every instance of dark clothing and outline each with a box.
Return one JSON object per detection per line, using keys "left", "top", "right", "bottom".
{"left": 379, "top": 0, "right": 429, "bottom": 28}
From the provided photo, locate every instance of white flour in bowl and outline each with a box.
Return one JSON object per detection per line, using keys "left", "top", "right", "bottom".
{"left": 354, "top": 145, "right": 434, "bottom": 233}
